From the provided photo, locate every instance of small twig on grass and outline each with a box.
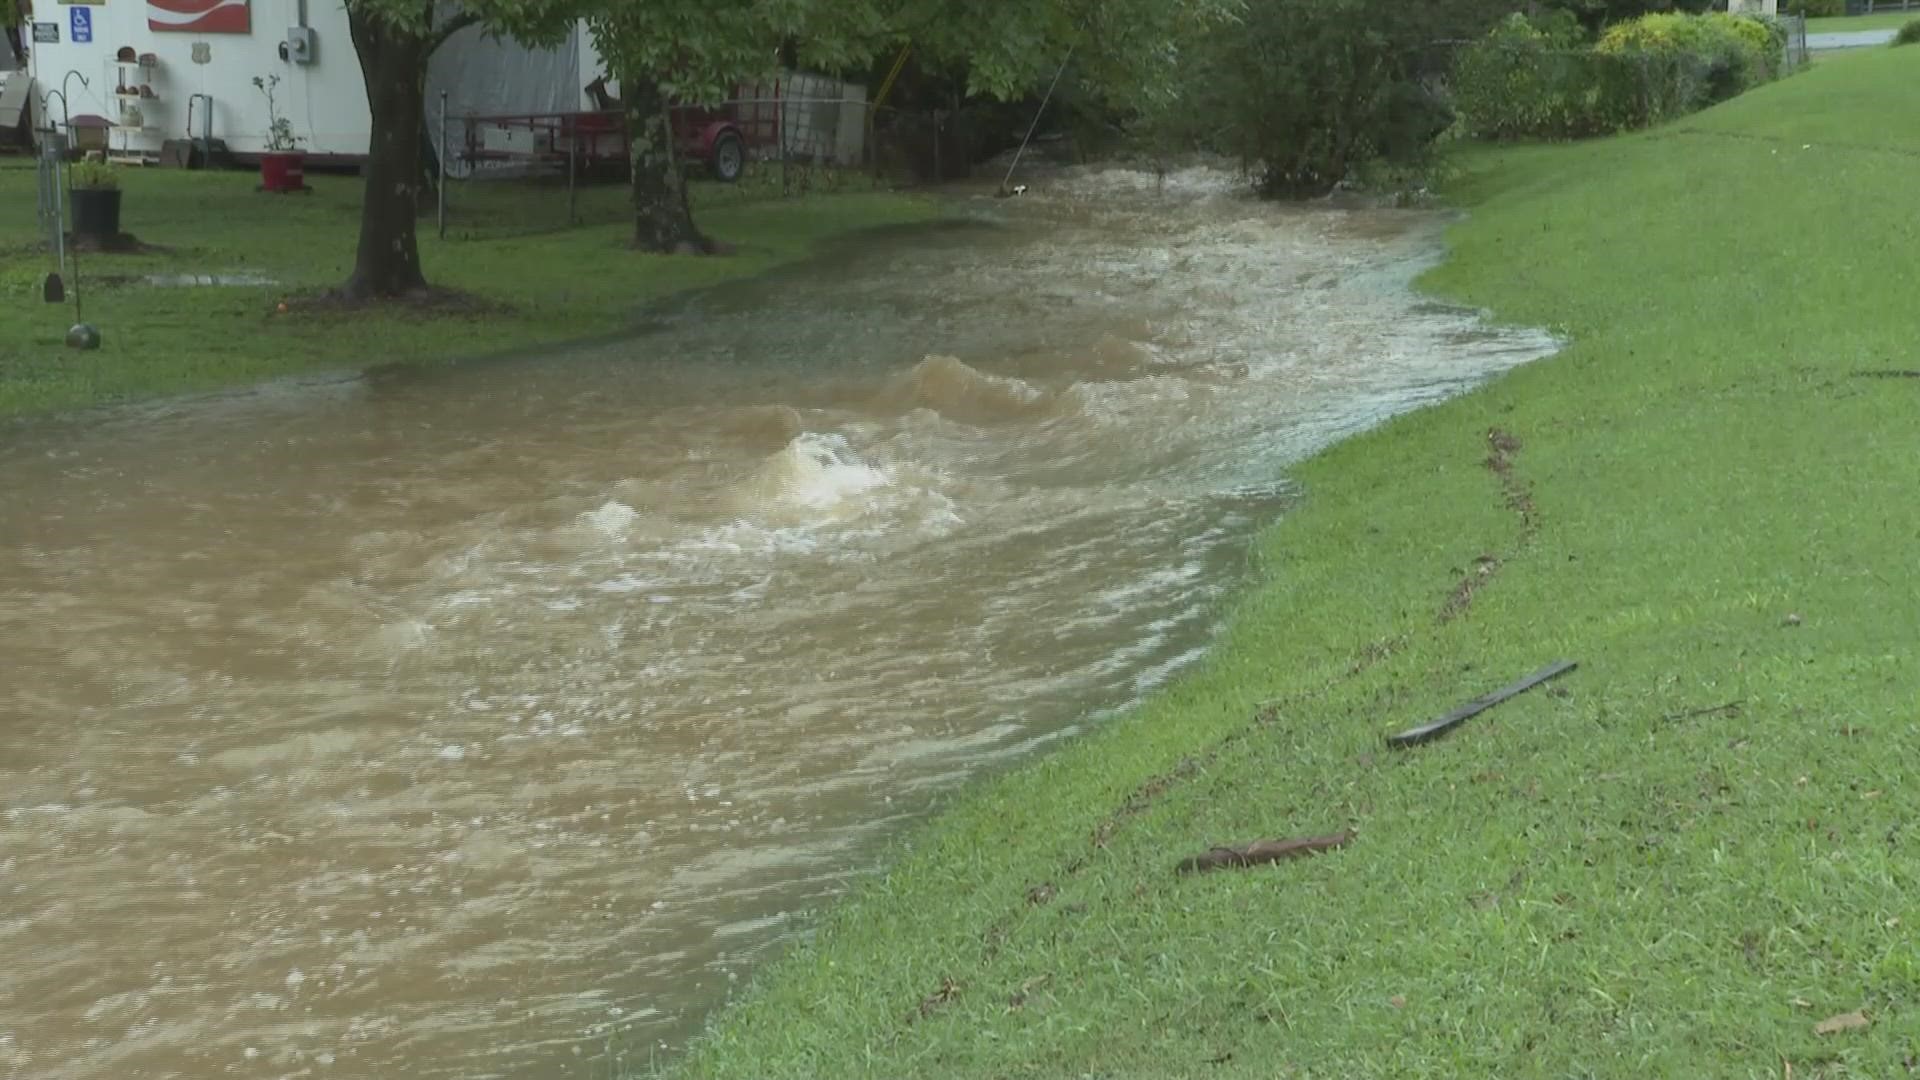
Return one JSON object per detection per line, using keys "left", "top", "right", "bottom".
{"left": 1385, "top": 659, "right": 1578, "bottom": 748}
{"left": 1175, "top": 830, "right": 1353, "bottom": 875}
{"left": 1850, "top": 369, "right": 1920, "bottom": 379}
{"left": 1662, "top": 700, "right": 1743, "bottom": 722}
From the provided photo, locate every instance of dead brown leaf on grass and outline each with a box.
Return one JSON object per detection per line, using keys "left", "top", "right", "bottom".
{"left": 1006, "top": 973, "right": 1051, "bottom": 1011}
{"left": 913, "top": 976, "right": 962, "bottom": 1021}
{"left": 1813, "top": 1010, "right": 1871, "bottom": 1035}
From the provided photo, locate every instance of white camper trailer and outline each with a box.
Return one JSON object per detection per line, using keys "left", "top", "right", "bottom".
{"left": 12, "top": 0, "right": 604, "bottom": 164}
{"left": 1, "top": 6, "right": 30, "bottom": 149}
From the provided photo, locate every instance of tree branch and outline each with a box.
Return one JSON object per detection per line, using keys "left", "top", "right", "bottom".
{"left": 428, "top": 10, "right": 480, "bottom": 54}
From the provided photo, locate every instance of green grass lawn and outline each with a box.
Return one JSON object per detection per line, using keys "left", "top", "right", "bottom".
{"left": 650, "top": 45, "right": 1920, "bottom": 1080}
{"left": 1806, "top": 9, "right": 1920, "bottom": 34}
{"left": 0, "top": 160, "right": 934, "bottom": 417}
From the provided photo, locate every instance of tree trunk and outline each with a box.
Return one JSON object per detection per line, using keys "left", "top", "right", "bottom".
{"left": 624, "top": 76, "right": 710, "bottom": 254}
{"left": 343, "top": 8, "right": 432, "bottom": 299}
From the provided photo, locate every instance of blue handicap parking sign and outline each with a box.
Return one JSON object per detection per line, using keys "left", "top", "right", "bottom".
{"left": 69, "top": 7, "right": 93, "bottom": 44}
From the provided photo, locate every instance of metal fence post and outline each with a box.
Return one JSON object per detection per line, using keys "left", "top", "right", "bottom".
{"left": 778, "top": 79, "right": 790, "bottom": 197}
{"left": 437, "top": 90, "right": 448, "bottom": 239}
{"left": 37, "top": 133, "right": 69, "bottom": 287}
{"left": 564, "top": 115, "right": 577, "bottom": 226}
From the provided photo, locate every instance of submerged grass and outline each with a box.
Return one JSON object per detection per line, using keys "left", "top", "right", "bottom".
{"left": 652, "top": 45, "right": 1920, "bottom": 1080}
{"left": 0, "top": 162, "right": 933, "bottom": 418}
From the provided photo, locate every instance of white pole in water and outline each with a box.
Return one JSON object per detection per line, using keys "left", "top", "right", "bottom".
{"left": 438, "top": 90, "right": 448, "bottom": 239}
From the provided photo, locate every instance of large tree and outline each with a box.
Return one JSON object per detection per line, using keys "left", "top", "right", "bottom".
{"left": 341, "top": 0, "right": 577, "bottom": 299}
{"left": 588, "top": 1, "right": 888, "bottom": 253}
{"left": 591, "top": 0, "right": 1230, "bottom": 253}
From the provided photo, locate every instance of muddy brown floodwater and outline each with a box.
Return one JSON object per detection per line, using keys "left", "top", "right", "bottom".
{"left": 0, "top": 167, "right": 1556, "bottom": 1080}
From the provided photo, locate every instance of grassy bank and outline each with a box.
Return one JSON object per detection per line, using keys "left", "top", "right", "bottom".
{"left": 0, "top": 163, "right": 934, "bottom": 417}
{"left": 655, "top": 46, "right": 1920, "bottom": 1080}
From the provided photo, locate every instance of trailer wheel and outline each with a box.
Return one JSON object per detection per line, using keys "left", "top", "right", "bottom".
{"left": 710, "top": 131, "right": 744, "bottom": 183}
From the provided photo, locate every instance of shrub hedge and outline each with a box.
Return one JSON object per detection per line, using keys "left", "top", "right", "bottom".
{"left": 1453, "top": 11, "right": 1786, "bottom": 141}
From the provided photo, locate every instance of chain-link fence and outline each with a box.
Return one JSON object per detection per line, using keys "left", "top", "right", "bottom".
{"left": 428, "top": 85, "right": 981, "bottom": 241}
{"left": 1780, "top": 14, "right": 1810, "bottom": 74}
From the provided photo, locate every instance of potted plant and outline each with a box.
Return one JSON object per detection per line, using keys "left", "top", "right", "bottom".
{"left": 68, "top": 157, "right": 123, "bottom": 241}
{"left": 252, "top": 74, "right": 307, "bottom": 193}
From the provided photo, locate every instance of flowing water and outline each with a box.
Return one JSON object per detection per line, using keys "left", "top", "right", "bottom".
{"left": 0, "top": 167, "right": 1556, "bottom": 1080}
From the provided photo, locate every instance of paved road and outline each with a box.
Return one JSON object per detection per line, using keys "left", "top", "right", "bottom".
{"left": 1808, "top": 29, "right": 1898, "bottom": 49}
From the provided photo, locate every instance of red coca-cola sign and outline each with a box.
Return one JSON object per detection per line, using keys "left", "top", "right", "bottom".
{"left": 147, "top": 0, "right": 250, "bottom": 34}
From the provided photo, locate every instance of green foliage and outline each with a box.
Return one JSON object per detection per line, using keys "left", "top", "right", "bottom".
{"left": 1609, "top": 12, "right": 1782, "bottom": 60}
{"left": 1453, "top": 17, "right": 1658, "bottom": 140}
{"left": 1537, "top": 0, "right": 1717, "bottom": 30}
{"left": 582, "top": 0, "right": 1231, "bottom": 117}
{"left": 1524, "top": 5, "right": 1590, "bottom": 46}
{"left": 1598, "top": 11, "right": 1782, "bottom": 94}
{"left": 251, "top": 75, "right": 304, "bottom": 151}
{"left": 1895, "top": 18, "right": 1920, "bottom": 45}
{"left": 587, "top": 1, "right": 884, "bottom": 107}
{"left": 1146, "top": 0, "right": 1506, "bottom": 197}
{"left": 1782, "top": 0, "right": 1843, "bottom": 15}
{"left": 68, "top": 159, "right": 120, "bottom": 190}
{"left": 341, "top": 0, "right": 582, "bottom": 48}
{"left": 1454, "top": 11, "right": 1783, "bottom": 142}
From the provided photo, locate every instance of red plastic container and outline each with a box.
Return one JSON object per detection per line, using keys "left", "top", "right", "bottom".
{"left": 259, "top": 152, "right": 305, "bottom": 193}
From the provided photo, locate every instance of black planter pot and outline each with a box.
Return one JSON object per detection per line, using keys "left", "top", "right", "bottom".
{"left": 71, "top": 187, "right": 123, "bottom": 239}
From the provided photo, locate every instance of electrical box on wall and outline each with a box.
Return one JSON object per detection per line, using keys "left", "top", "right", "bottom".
{"left": 283, "top": 26, "right": 316, "bottom": 64}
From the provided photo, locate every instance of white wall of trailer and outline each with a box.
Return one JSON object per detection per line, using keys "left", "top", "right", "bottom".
{"left": 25, "top": 0, "right": 372, "bottom": 158}
{"left": 1, "top": 33, "right": 26, "bottom": 140}
{"left": 17, "top": 0, "right": 604, "bottom": 161}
